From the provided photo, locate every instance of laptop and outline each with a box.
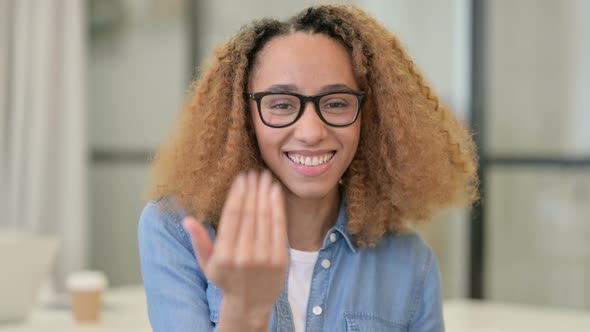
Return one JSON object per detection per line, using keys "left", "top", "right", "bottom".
{"left": 0, "top": 230, "right": 58, "bottom": 322}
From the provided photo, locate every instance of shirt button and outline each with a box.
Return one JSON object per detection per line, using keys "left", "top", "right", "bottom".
{"left": 329, "top": 233, "right": 337, "bottom": 243}
{"left": 312, "top": 306, "right": 323, "bottom": 316}
{"left": 321, "top": 259, "right": 331, "bottom": 269}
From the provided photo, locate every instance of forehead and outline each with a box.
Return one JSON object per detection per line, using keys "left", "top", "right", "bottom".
{"left": 249, "top": 32, "right": 358, "bottom": 93}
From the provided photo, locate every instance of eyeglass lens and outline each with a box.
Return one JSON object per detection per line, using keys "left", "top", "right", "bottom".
{"left": 260, "top": 93, "right": 359, "bottom": 126}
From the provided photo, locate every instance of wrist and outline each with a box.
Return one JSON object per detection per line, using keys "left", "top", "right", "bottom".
{"left": 219, "top": 297, "right": 272, "bottom": 331}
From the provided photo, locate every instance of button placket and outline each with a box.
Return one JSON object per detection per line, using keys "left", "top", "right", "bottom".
{"left": 305, "top": 242, "right": 337, "bottom": 331}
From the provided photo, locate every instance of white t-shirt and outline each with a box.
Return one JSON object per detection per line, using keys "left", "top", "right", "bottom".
{"left": 288, "top": 248, "right": 319, "bottom": 332}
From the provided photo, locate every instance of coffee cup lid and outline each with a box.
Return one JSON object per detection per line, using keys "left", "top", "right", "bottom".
{"left": 66, "top": 270, "right": 108, "bottom": 291}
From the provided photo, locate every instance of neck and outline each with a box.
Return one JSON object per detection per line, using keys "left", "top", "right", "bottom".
{"left": 285, "top": 186, "right": 340, "bottom": 252}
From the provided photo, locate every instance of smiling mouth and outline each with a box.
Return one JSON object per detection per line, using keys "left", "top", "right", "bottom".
{"left": 285, "top": 152, "right": 336, "bottom": 166}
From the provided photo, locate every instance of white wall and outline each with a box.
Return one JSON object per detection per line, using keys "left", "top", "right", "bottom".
{"left": 88, "top": 0, "right": 188, "bottom": 286}
{"left": 486, "top": 0, "right": 590, "bottom": 309}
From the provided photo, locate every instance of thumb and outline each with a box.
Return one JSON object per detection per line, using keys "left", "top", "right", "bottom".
{"left": 182, "top": 216, "right": 213, "bottom": 270}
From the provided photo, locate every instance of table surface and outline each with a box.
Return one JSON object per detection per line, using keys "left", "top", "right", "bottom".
{"left": 0, "top": 286, "right": 150, "bottom": 332}
{"left": 1, "top": 286, "right": 589, "bottom": 331}
{"left": 444, "top": 298, "right": 590, "bottom": 331}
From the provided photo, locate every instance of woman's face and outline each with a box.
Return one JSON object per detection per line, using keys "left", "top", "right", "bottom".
{"left": 248, "top": 32, "right": 361, "bottom": 200}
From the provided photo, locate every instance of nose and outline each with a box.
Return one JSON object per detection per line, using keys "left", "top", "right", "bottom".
{"left": 292, "top": 101, "right": 327, "bottom": 145}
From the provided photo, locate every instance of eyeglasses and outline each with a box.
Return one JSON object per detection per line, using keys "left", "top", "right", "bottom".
{"left": 244, "top": 90, "right": 364, "bottom": 128}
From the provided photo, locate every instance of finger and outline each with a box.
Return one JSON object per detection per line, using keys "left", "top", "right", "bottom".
{"left": 182, "top": 216, "right": 213, "bottom": 269}
{"left": 235, "top": 170, "right": 258, "bottom": 262}
{"left": 255, "top": 170, "right": 272, "bottom": 258}
{"left": 270, "top": 182, "right": 288, "bottom": 258}
{"left": 216, "top": 174, "right": 247, "bottom": 257}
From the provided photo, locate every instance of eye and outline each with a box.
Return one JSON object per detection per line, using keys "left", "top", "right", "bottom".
{"left": 261, "top": 94, "right": 300, "bottom": 114}
{"left": 325, "top": 101, "right": 349, "bottom": 108}
{"left": 322, "top": 97, "right": 350, "bottom": 109}
{"left": 270, "top": 102, "right": 296, "bottom": 110}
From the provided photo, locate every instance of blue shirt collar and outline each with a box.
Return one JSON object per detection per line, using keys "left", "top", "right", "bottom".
{"left": 325, "top": 197, "right": 357, "bottom": 253}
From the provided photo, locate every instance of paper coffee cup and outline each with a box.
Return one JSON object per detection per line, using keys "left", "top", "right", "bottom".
{"left": 66, "top": 271, "right": 107, "bottom": 323}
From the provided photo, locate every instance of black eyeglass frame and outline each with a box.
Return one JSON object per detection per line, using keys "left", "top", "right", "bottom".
{"left": 244, "top": 90, "right": 365, "bottom": 128}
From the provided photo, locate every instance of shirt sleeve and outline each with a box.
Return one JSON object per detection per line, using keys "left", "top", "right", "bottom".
{"left": 408, "top": 248, "right": 445, "bottom": 332}
{"left": 138, "top": 201, "right": 215, "bottom": 332}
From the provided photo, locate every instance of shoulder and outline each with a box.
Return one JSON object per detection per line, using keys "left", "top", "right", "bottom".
{"left": 138, "top": 199, "right": 189, "bottom": 244}
{"left": 367, "top": 231, "right": 438, "bottom": 282}
{"left": 376, "top": 231, "right": 434, "bottom": 261}
{"left": 138, "top": 198, "right": 215, "bottom": 254}
{"left": 375, "top": 232, "right": 441, "bottom": 318}
{"left": 139, "top": 198, "right": 186, "bottom": 227}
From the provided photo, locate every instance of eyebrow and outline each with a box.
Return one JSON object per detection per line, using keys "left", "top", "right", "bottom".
{"left": 265, "top": 83, "right": 356, "bottom": 93}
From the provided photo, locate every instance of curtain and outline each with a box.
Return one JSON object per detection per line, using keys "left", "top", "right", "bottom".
{"left": 0, "top": 0, "right": 88, "bottom": 291}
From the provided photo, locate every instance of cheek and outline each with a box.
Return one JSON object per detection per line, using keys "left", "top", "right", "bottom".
{"left": 252, "top": 121, "right": 282, "bottom": 164}
{"left": 251, "top": 109, "right": 267, "bottom": 147}
{"left": 346, "top": 123, "right": 362, "bottom": 151}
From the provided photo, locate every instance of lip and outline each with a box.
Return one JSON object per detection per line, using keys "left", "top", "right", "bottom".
{"left": 284, "top": 151, "right": 335, "bottom": 177}
{"left": 285, "top": 149, "right": 335, "bottom": 157}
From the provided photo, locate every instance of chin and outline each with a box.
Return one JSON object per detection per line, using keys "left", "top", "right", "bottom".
{"left": 283, "top": 180, "right": 339, "bottom": 201}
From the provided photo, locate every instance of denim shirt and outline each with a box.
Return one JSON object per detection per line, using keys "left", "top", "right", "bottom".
{"left": 138, "top": 199, "right": 444, "bottom": 332}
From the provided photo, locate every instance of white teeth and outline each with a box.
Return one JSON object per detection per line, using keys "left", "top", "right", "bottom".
{"left": 287, "top": 152, "right": 334, "bottom": 166}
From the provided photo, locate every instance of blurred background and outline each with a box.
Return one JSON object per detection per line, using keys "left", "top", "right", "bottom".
{"left": 1, "top": 0, "right": 589, "bottom": 320}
